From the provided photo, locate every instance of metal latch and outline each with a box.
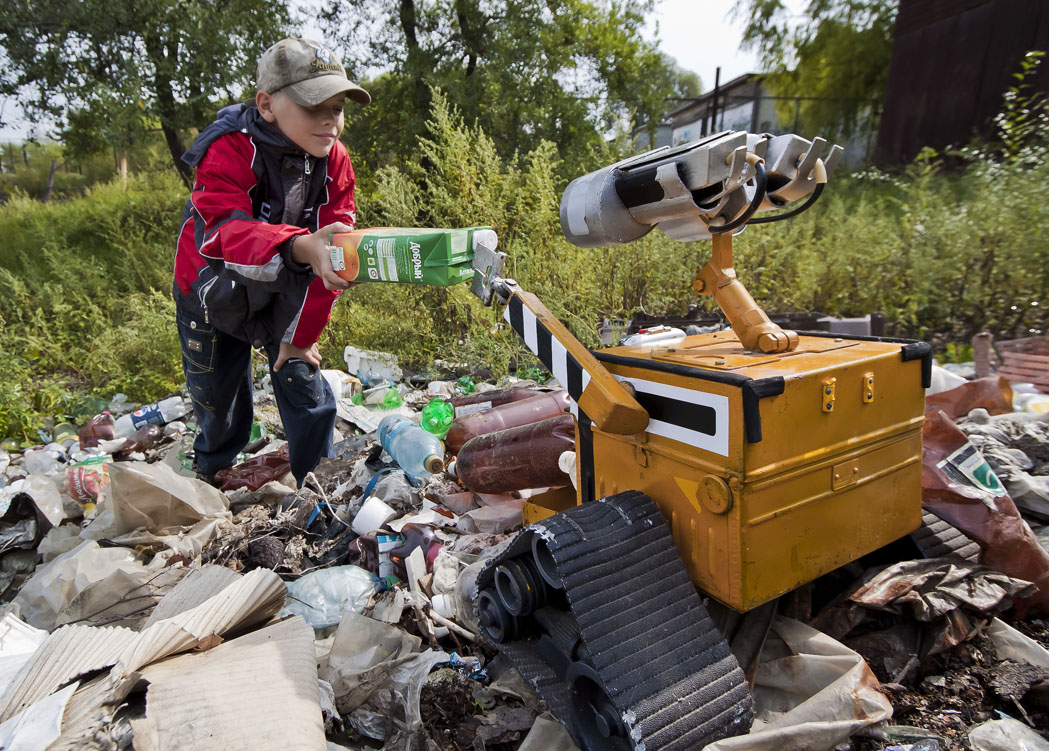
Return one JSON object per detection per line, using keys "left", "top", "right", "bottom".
{"left": 821, "top": 377, "right": 836, "bottom": 412}
{"left": 862, "top": 372, "right": 874, "bottom": 404}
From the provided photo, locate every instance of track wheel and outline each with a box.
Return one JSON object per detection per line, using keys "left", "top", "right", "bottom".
{"left": 477, "top": 587, "right": 518, "bottom": 643}
{"left": 566, "top": 660, "right": 630, "bottom": 751}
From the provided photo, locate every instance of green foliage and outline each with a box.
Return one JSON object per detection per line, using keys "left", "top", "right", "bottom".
{"left": 325, "top": 0, "right": 694, "bottom": 177}
{"left": 0, "top": 172, "right": 185, "bottom": 440}
{"left": 0, "top": 0, "right": 290, "bottom": 179}
{"left": 734, "top": 0, "right": 897, "bottom": 138}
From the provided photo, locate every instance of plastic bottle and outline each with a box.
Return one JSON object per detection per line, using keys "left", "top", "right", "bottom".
{"left": 388, "top": 523, "right": 443, "bottom": 580}
{"left": 113, "top": 397, "right": 188, "bottom": 438}
{"left": 450, "top": 385, "right": 542, "bottom": 418}
{"left": 79, "top": 411, "right": 116, "bottom": 449}
{"left": 421, "top": 398, "right": 454, "bottom": 439}
{"left": 377, "top": 415, "right": 446, "bottom": 477}
{"left": 453, "top": 414, "right": 576, "bottom": 494}
{"left": 444, "top": 390, "right": 571, "bottom": 455}
{"left": 456, "top": 375, "right": 476, "bottom": 394}
{"left": 117, "top": 424, "right": 163, "bottom": 455}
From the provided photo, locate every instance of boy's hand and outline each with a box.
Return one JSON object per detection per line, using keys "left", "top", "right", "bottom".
{"left": 291, "top": 223, "right": 353, "bottom": 290}
{"left": 274, "top": 341, "right": 322, "bottom": 372}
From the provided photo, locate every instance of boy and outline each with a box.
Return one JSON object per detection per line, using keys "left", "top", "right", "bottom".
{"left": 172, "top": 38, "right": 370, "bottom": 486}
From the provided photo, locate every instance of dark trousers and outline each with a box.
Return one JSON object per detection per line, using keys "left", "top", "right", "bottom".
{"left": 175, "top": 304, "right": 335, "bottom": 485}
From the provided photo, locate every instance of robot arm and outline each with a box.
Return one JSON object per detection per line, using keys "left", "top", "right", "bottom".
{"left": 468, "top": 131, "right": 843, "bottom": 431}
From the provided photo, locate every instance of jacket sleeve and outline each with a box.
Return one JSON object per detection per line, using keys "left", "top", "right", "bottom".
{"left": 280, "top": 141, "right": 358, "bottom": 347}
{"left": 191, "top": 134, "right": 312, "bottom": 287}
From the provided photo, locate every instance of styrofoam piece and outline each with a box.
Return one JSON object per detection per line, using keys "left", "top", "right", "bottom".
{"left": 343, "top": 346, "right": 402, "bottom": 383}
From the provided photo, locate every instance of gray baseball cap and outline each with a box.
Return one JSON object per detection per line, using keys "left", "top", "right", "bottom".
{"left": 257, "top": 38, "right": 370, "bottom": 106}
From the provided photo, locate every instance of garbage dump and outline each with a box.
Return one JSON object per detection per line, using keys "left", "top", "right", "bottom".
{"left": 0, "top": 351, "right": 1047, "bottom": 751}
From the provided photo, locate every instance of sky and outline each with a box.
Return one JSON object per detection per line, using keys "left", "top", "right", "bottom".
{"left": 650, "top": 0, "right": 763, "bottom": 89}
{"left": 0, "top": 0, "right": 797, "bottom": 142}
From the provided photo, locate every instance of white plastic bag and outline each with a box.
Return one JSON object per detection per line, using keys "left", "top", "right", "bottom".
{"left": 280, "top": 566, "right": 379, "bottom": 628}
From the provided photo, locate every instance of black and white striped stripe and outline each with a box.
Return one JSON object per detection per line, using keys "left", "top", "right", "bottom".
{"left": 505, "top": 295, "right": 732, "bottom": 465}
{"left": 505, "top": 296, "right": 591, "bottom": 413}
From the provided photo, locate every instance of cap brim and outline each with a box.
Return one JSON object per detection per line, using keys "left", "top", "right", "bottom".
{"left": 284, "top": 75, "right": 371, "bottom": 107}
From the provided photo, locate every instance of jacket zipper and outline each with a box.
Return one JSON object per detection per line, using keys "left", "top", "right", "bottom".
{"left": 198, "top": 276, "right": 218, "bottom": 324}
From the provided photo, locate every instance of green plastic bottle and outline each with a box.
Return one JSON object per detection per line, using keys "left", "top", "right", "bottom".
{"left": 420, "top": 398, "right": 454, "bottom": 439}
{"left": 456, "top": 375, "right": 476, "bottom": 395}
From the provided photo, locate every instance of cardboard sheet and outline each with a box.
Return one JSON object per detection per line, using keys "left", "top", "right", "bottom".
{"left": 141, "top": 564, "right": 241, "bottom": 628}
{"left": 132, "top": 616, "right": 325, "bottom": 751}
{"left": 0, "top": 681, "right": 77, "bottom": 751}
{"left": 0, "top": 624, "right": 138, "bottom": 722}
{"left": 115, "top": 567, "right": 286, "bottom": 674}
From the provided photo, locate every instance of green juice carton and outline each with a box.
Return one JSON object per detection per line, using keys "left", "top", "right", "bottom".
{"left": 329, "top": 227, "right": 496, "bottom": 286}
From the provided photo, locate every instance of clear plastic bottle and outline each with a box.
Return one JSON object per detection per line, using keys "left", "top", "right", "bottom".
{"left": 452, "top": 414, "right": 576, "bottom": 494}
{"left": 377, "top": 415, "right": 446, "bottom": 477}
{"left": 444, "top": 390, "right": 571, "bottom": 455}
{"left": 113, "top": 396, "right": 188, "bottom": 438}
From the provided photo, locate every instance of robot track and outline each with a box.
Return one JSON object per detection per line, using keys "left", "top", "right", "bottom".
{"left": 474, "top": 490, "right": 754, "bottom": 750}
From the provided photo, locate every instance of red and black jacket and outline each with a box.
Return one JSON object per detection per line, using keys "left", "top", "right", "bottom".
{"left": 173, "top": 103, "right": 356, "bottom": 347}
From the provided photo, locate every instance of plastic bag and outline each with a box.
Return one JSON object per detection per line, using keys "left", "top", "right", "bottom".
{"left": 925, "top": 376, "right": 1013, "bottom": 419}
{"left": 280, "top": 565, "right": 379, "bottom": 628}
{"left": 215, "top": 443, "right": 291, "bottom": 492}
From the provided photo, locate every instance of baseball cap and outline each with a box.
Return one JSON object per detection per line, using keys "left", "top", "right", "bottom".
{"left": 257, "top": 38, "right": 371, "bottom": 106}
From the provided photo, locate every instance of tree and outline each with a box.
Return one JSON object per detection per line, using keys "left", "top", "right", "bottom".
{"left": 0, "top": 0, "right": 290, "bottom": 185}
{"left": 733, "top": 0, "right": 897, "bottom": 138}
{"left": 320, "top": 0, "right": 698, "bottom": 176}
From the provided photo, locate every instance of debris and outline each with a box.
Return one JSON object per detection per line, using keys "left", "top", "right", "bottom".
{"left": 12, "top": 541, "right": 153, "bottom": 631}
{"left": 922, "top": 410, "right": 1049, "bottom": 615}
{"left": 926, "top": 376, "right": 1014, "bottom": 419}
{"left": 214, "top": 443, "right": 293, "bottom": 491}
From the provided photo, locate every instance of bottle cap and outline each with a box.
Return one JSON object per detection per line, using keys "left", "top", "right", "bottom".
{"left": 424, "top": 455, "right": 446, "bottom": 474}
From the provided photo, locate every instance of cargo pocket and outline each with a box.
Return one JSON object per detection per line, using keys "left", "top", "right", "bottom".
{"left": 275, "top": 359, "right": 326, "bottom": 411}
{"left": 178, "top": 310, "right": 217, "bottom": 376}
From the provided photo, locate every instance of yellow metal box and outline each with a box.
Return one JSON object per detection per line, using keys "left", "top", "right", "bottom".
{"left": 560, "top": 330, "right": 930, "bottom": 613}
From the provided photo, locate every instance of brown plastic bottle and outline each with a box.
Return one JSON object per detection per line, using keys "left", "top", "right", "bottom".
{"left": 389, "top": 523, "right": 443, "bottom": 580}
{"left": 79, "top": 411, "right": 116, "bottom": 449}
{"left": 117, "top": 424, "right": 163, "bottom": 455}
{"left": 445, "top": 390, "right": 571, "bottom": 455}
{"left": 450, "top": 385, "right": 543, "bottom": 418}
{"left": 453, "top": 414, "right": 576, "bottom": 494}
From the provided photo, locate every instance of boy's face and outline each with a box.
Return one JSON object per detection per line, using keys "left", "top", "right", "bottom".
{"left": 257, "top": 91, "right": 346, "bottom": 158}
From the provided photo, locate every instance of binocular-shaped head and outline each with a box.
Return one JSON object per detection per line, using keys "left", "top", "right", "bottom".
{"left": 559, "top": 131, "right": 843, "bottom": 246}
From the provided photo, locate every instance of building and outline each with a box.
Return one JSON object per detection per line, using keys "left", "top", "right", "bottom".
{"left": 643, "top": 73, "right": 779, "bottom": 150}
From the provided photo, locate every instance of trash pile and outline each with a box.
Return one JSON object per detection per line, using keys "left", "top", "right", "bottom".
{"left": 0, "top": 345, "right": 1047, "bottom": 750}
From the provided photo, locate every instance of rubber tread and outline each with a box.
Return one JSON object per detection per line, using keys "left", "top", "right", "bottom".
{"left": 476, "top": 491, "right": 753, "bottom": 750}
{"left": 913, "top": 512, "right": 981, "bottom": 563}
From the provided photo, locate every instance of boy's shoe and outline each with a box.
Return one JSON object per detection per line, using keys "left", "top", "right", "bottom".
{"left": 194, "top": 469, "right": 224, "bottom": 488}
